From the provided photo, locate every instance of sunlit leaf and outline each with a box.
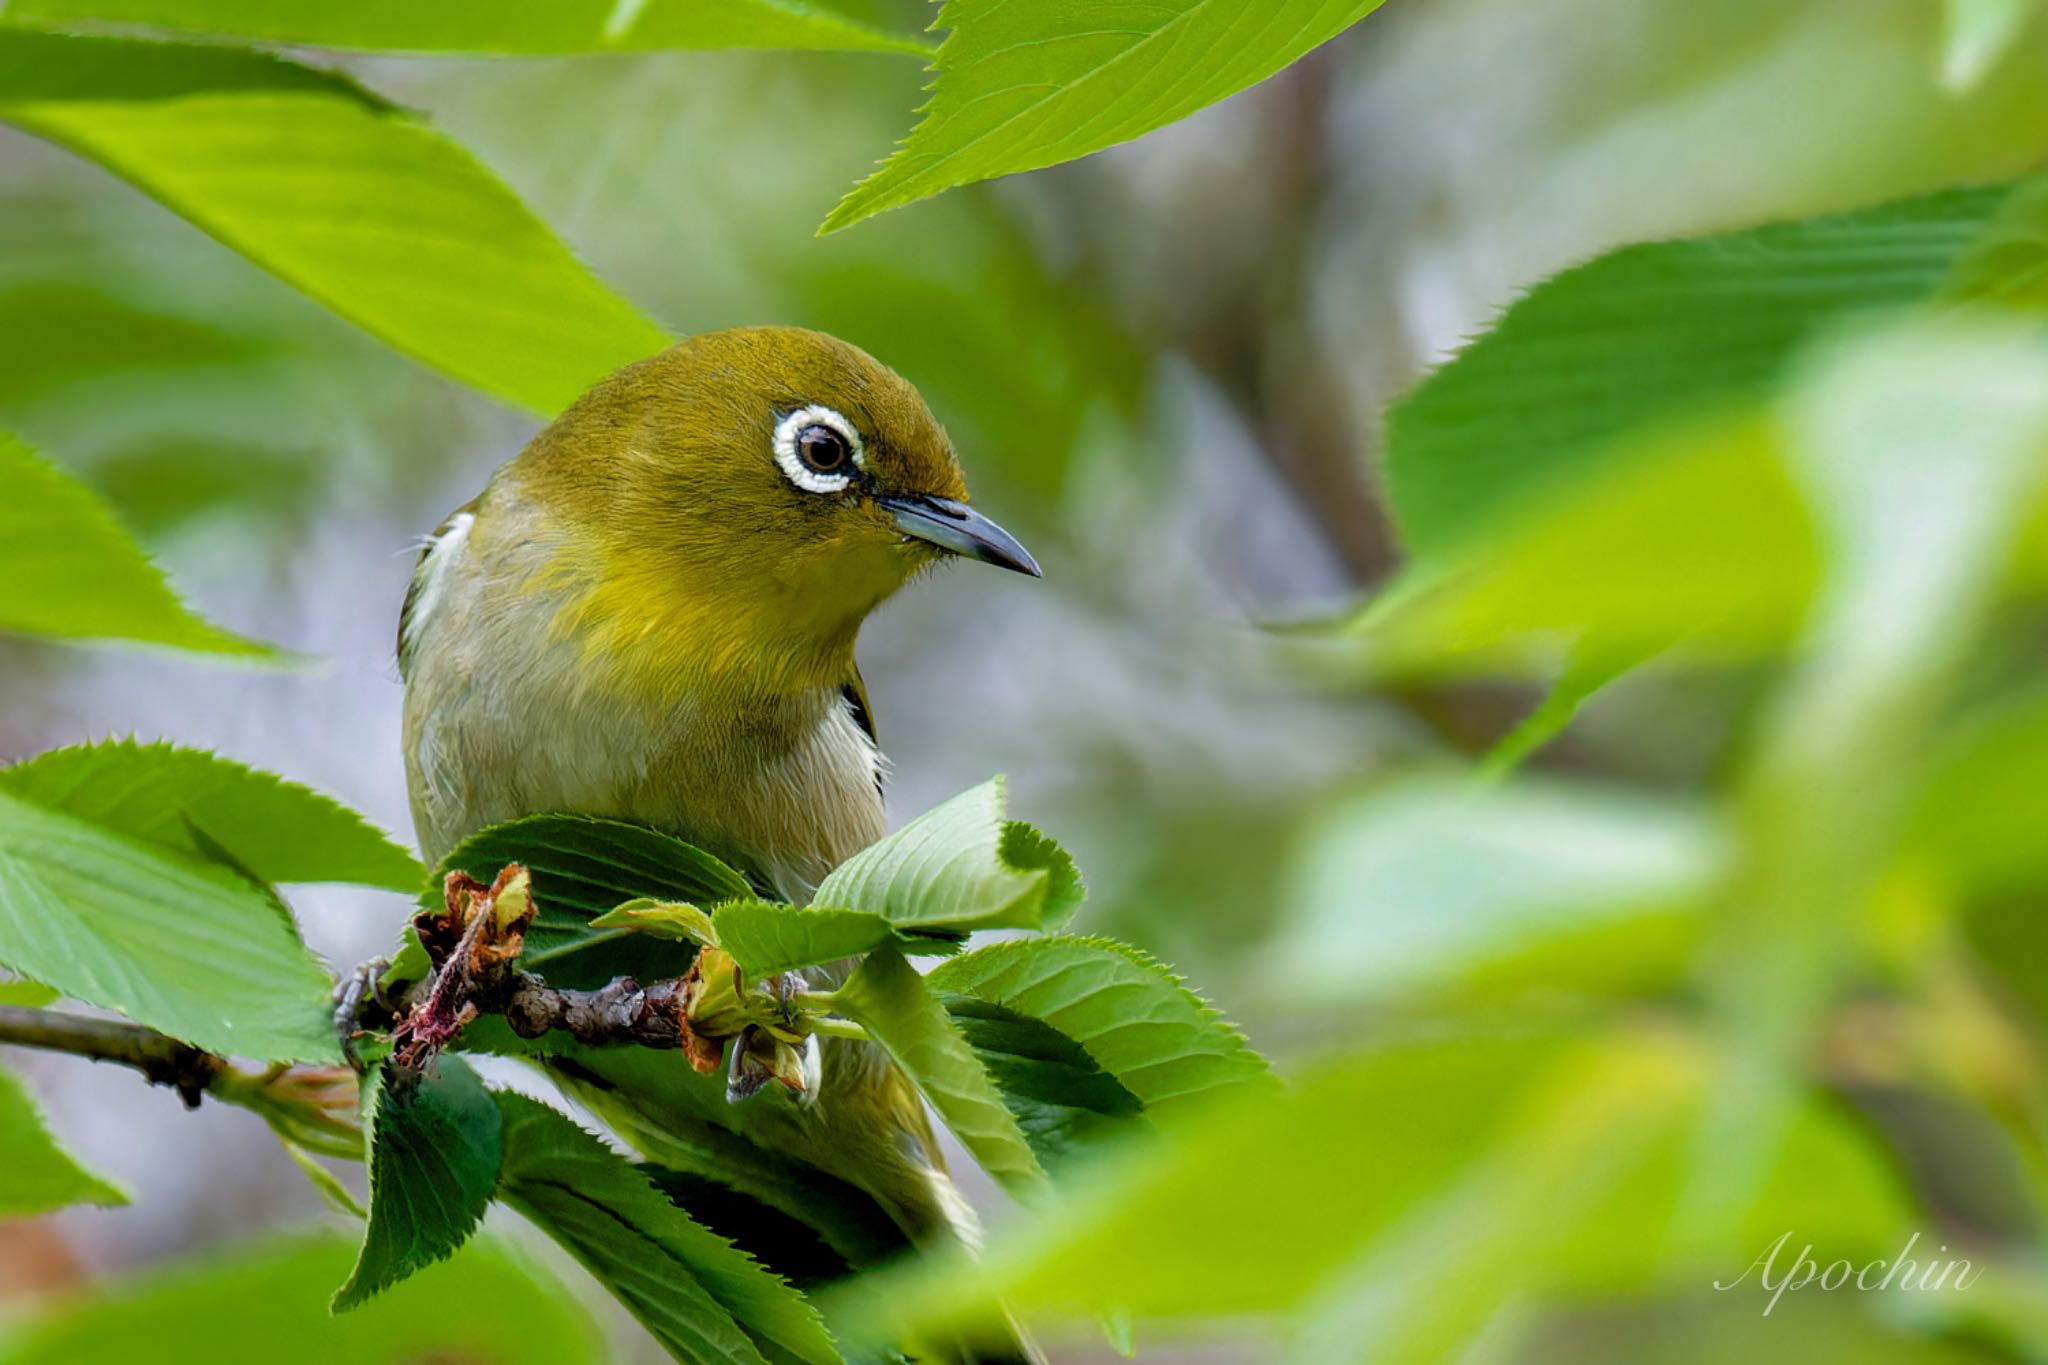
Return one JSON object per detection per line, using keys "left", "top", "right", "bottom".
{"left": 1384, "top": 183, "right": 2012, "bottom": 557}
{"left": 0, "top": 1231, "right": 604, "bottom": 1364}
{"left": 835, "top": 946, "right": 1045, "bottom": 1198}
{"left": 0, "top": 1064, "right": 127, "bottom": 1216}
{"left": 0, "top": 31, "right": 669, "bottom": 415}
{"left": 0, "top": 432, "right": 275, "bottom": 656}
{"left": 2, "top": 0, "right": 927, "bottom": 56}
{"left": 1941, "top": 0, "right": 2037, "bottom": 91}
{"left": 334, "top": 1059, "right": 501, "bottom": 1311}
{"left": 0, "top": 787, "right": 339, "bottom": 1062}
{"left": 928, "top": 937, "right": 1271, "bottom": 1121}
{"left": 822, "top": 0, "right": 1390, "bottom": 231}
{"left": 1910, "top": 689, "right": 2048, "bottom": 898}
{"left": 0, "top": 741, "right": 421, "bottom": 892}
{"left": 494, "top": 1092, "right": 841, "bottom": 1365}
{"left": 1272, "top": 774, "right": 1724, "bottom": 1002}
{"left": 813, "top": 778, "right": 1081, "bottom": 933}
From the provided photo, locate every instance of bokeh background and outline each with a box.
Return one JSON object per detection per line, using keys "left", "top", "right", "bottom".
{"left": 6, "top": 0, "right": 2048, "bottom": 1359}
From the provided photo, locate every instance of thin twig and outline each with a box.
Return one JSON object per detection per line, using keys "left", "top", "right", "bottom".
{"left": 0, "top": 1004, "right": 221, "bottom": 1106}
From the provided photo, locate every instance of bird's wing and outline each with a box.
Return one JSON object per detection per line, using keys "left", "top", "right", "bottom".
{"left": 839, "top": 668, "right": 885, "bottom": 801}
{"left": 396, "top": 500, "right": 479, "bottom": 680}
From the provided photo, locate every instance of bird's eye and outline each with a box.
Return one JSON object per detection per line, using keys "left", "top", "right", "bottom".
{"left": 772, "top": 404, "right": 865, "bottom": 494}
{"left": 797, "top": 424, "right": 850, "bottom": 474}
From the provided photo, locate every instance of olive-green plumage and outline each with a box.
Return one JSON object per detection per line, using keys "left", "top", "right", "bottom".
{"left": 397, "top": 328, "right": 1038, "bottom": 1277}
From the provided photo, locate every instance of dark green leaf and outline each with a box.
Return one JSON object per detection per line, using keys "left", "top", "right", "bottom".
{"left": 1384, "top": 183, "right": 2012, "bottom": 558}
{"left": 640, "top": 1166, "right": 857, "bottom": 1291}
{"left": 2, "top": 0, "right": 927, "bottom": 55}
{"left": 939, "top": 996, "right": 1145, "bottom": 1170}
{"left": 812, "top": 778, "right": 1081, "bottom": 933}
{"left": 0, "top": 740, "right": 420, "bottom": 892}
{"left": 0, "top": 1064, "right": 127, "bottom": 1216}
{"left": 823, "top": 0, "right": 1390, "bottom": 231}
{"left": 835, "top": 946, "right": 1045, "bottom": 1198}
{"left": 0, "top": 32, "right": 669, "bottom": 415}
{"left": 431, "top": 814, "right": 752, "bottom": 990}
{"left": 0, "top": 1231, "right": 604, "bottom": 1364}
{"left": 928, "top": 937, "right": 1270, "bottom": 1123}
{"left": 334, "top": 1057, "right": 502, "bottom": 1311}
{"left": 495, "top": 1092, "right": 841, "bottom": 1365}
{"left": 0, "top": 432, "right": 275, "bottom": 656}
{"left": 0, "top": 787, "right": 339, "bottom": 1062}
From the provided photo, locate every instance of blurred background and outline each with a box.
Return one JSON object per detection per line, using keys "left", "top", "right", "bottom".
{"left": 6, "top": 0, "right": 2048, "bottom": 1359}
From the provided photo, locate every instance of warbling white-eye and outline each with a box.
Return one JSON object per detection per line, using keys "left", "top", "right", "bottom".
{"left": 397, "top": 327, "right": 1040, "bottom": 1348}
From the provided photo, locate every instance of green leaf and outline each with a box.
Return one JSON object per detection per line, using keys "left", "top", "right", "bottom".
{"left": 431, "top": 814, "right": 752, "bottom": 990}
{"left": 640, "top": 1166, "right": 857, "bottom": 1292}
{"left": 334, "top": 1058, "right": 502, "bottom": 1311}
{"left": 0, "top": 432, "right": 275, "bottom": 656}
{"left": 834, "top": 946, "right": 1045, "bottom": 1198}
{"left": 0, "top": 975, "right": 57, "bottom": 1007}
{"left": 1272, "top": 774, "right": 1723, "bottom": 1003}
{"left": 0, "top": 787, "right": 339, "bottom": 1062}
{"left": 2, "top": 0, "right": 928, "bottom": 55}
{"left": 711, "top": 900, "right": 962, "bottom": 978}
{"left": 495, "top": 1092, "right": 841, "bottom": 1365}
{"left": 928, "top": 937, "right": 1271, "bottom": 1123}
{"left": 1479, "top": 644, "right": 1650, "bottom": 778}
{"left": 1383, "top": 182, "right": 2012, "bottom": 559}
{"left": 0, "top": 741, "right": 421, "bottom": 892}
{"left": 0, "top": 1064, "right": 127, "bottom": 1216}
{"left": 813, "top": 777, "right": 1081, "bottom": 933}
{"left": 0, "top": 1230, "right": 605, "bottom": 1364}
{"left": 938, "top": 997, "right": 1146, "bottom": 1170}
{"left": 1910, "top": 689, "right": 2048, "bottom": 898}
{"left": 822, "top": 0, "right": 1390, "bottom": 231}
{"left": 0, "top": 31, "right": 669, "bottom": 415}
{"left": 590, "top": 899, "right": 720, "bottom": 945}
{"left": 1942, "top": 0, "right": 2037, "bottom": 91}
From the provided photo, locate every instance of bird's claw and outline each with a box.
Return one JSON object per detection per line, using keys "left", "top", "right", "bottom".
{"left": 332, "top": 956, "right": 393, "bottom": 1073}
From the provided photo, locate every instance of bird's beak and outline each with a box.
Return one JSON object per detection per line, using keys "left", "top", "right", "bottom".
{"left": 879, "top": 495, "right": 1041, "bottom": 577}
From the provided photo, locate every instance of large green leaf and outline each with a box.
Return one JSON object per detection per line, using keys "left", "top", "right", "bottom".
{"left": 0, "top": 432, "right": 274, "bottom": 656}
{"left": 1272, "top": 775, "right": 1724, "bottom": 1002}
{"left": 334, "top": 1058, "right": 502, "bottom": 1311}
{"left": 928, "top": 937, "right": 1270, "bottom": 1122}
{"left": 1383, "top": 182, "right": 2013, "bottom": 558}
{"left": 0, "top": 1231, "right": 604, "bottom": 1364}
{"left": 2, "top": 0, "right": 927, "bottom": 55}
{"left": 823, "top": 0, "right": 1390, "bottom": 231}
{"left": 939, "top": 998, "right": 1145, "bottom": 1170}
{"left": 0, "top": 741, "right": 421, "bottom": 892}
{"left": 812, "top": 778, "right": 1081, "bottom": 933}
{"left": 0, "top": 1064, "right": 127, "bottom": 1216}
{"left": 0, "top": 787, "right": 339, "bottom": 1062}
{"left": 431, "top": 814, "right": 753, "bottom": 990}
{"left": 0, "top": 32, "right": 668, "bottom": 415}
{"left": 494, "top": 1092, "right": 841, "bottom": 1365}
{"left": 834, "top": 946, "right": 1045, "bottom": 1198}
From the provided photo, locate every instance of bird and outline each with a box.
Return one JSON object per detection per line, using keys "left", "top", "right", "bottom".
{"left": 395, "top": 326, "right": 1040, "bottom": 1347}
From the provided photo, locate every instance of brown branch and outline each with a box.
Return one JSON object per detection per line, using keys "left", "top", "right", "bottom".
{"left": 0, "top": 1004, "right": 222, "bottom": 1107}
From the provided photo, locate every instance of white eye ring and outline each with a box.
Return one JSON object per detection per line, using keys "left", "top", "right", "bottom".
{"left": 772, "top": 404, "right": 864, "bottom": 494}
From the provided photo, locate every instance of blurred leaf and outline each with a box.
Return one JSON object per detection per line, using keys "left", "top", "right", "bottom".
{"left": 822, "top": 0, "right": 1389, "bottom": 231}
{"left": 494, "top": 1091, "right": 841, "bottom": 1365}
{"left": 0, "top": 283, "right": 253, "bottom": 405}
{"left": 1273, "top": 774, "right": 1724, "bottom": 1002}
{"left": 0, "top": 1064, "right": 127, "bottom": 1216}
{"left": 1942, "top": 0, "right": 2036, "bottom": 91}
{"left": 939, "top": 997, "right": 1146, "bottom": 1170}
{"left": 1384, "top": 183, "right": 2012, "bottom": 558}
{"left": 0, "top": 787, "right": 339, "bottom": 1062}
{"left": 89, "top": 436, "right": 321, "bottom": 536}
{"left": 814, "top": 778, "right": 1082, "bottom": 933}
{"left": 710, "top": 899, "right": 960, "bottom": 978}
{"left": 281, "top": 1139, "right": 366, "bottom": 1219}
{"left": 1908, "top": 688, "right": 2048, "bottom": 898}
{"left": 431, "top": 814, "right": 752, "bottom": 990}
{"left": 927, "top": 937, "right": 1271, "bottom": 1121}
{"left": 3, "top": 0, "right": 928, "bottom": 55}
{"left": 0, "top": 1231, "right": 604, "bottom": 1364}
{"left": 0, "top": 740, "right": 421, "bottom": 892}
{"left": 1355, "top": 411, "right": 1822, "bottom": 676}
{"left": 1480, "top": 645, "right": 1648, "bottom": 777}
{"left": 0, "top": 431, "right": 276, "bottom": 655}
{"left": 835, "top": 945, "right": 1046, "bottom": 1198}
{"left": 0, "top": 975, "right": 57, "bottom": 1007}
{"left": 834, "top": 1032, "right": 1570, "bottom": 1343}
{"left": 334, "top": 1058, "right": 501, "bottom": 1311}
{"left": 0, "top": 31, "right": 669, "bottom": 414}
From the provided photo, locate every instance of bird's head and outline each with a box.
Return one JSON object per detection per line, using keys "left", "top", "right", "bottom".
{"left": 512, "top": 327, "right": 1038, "bottom": 696}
